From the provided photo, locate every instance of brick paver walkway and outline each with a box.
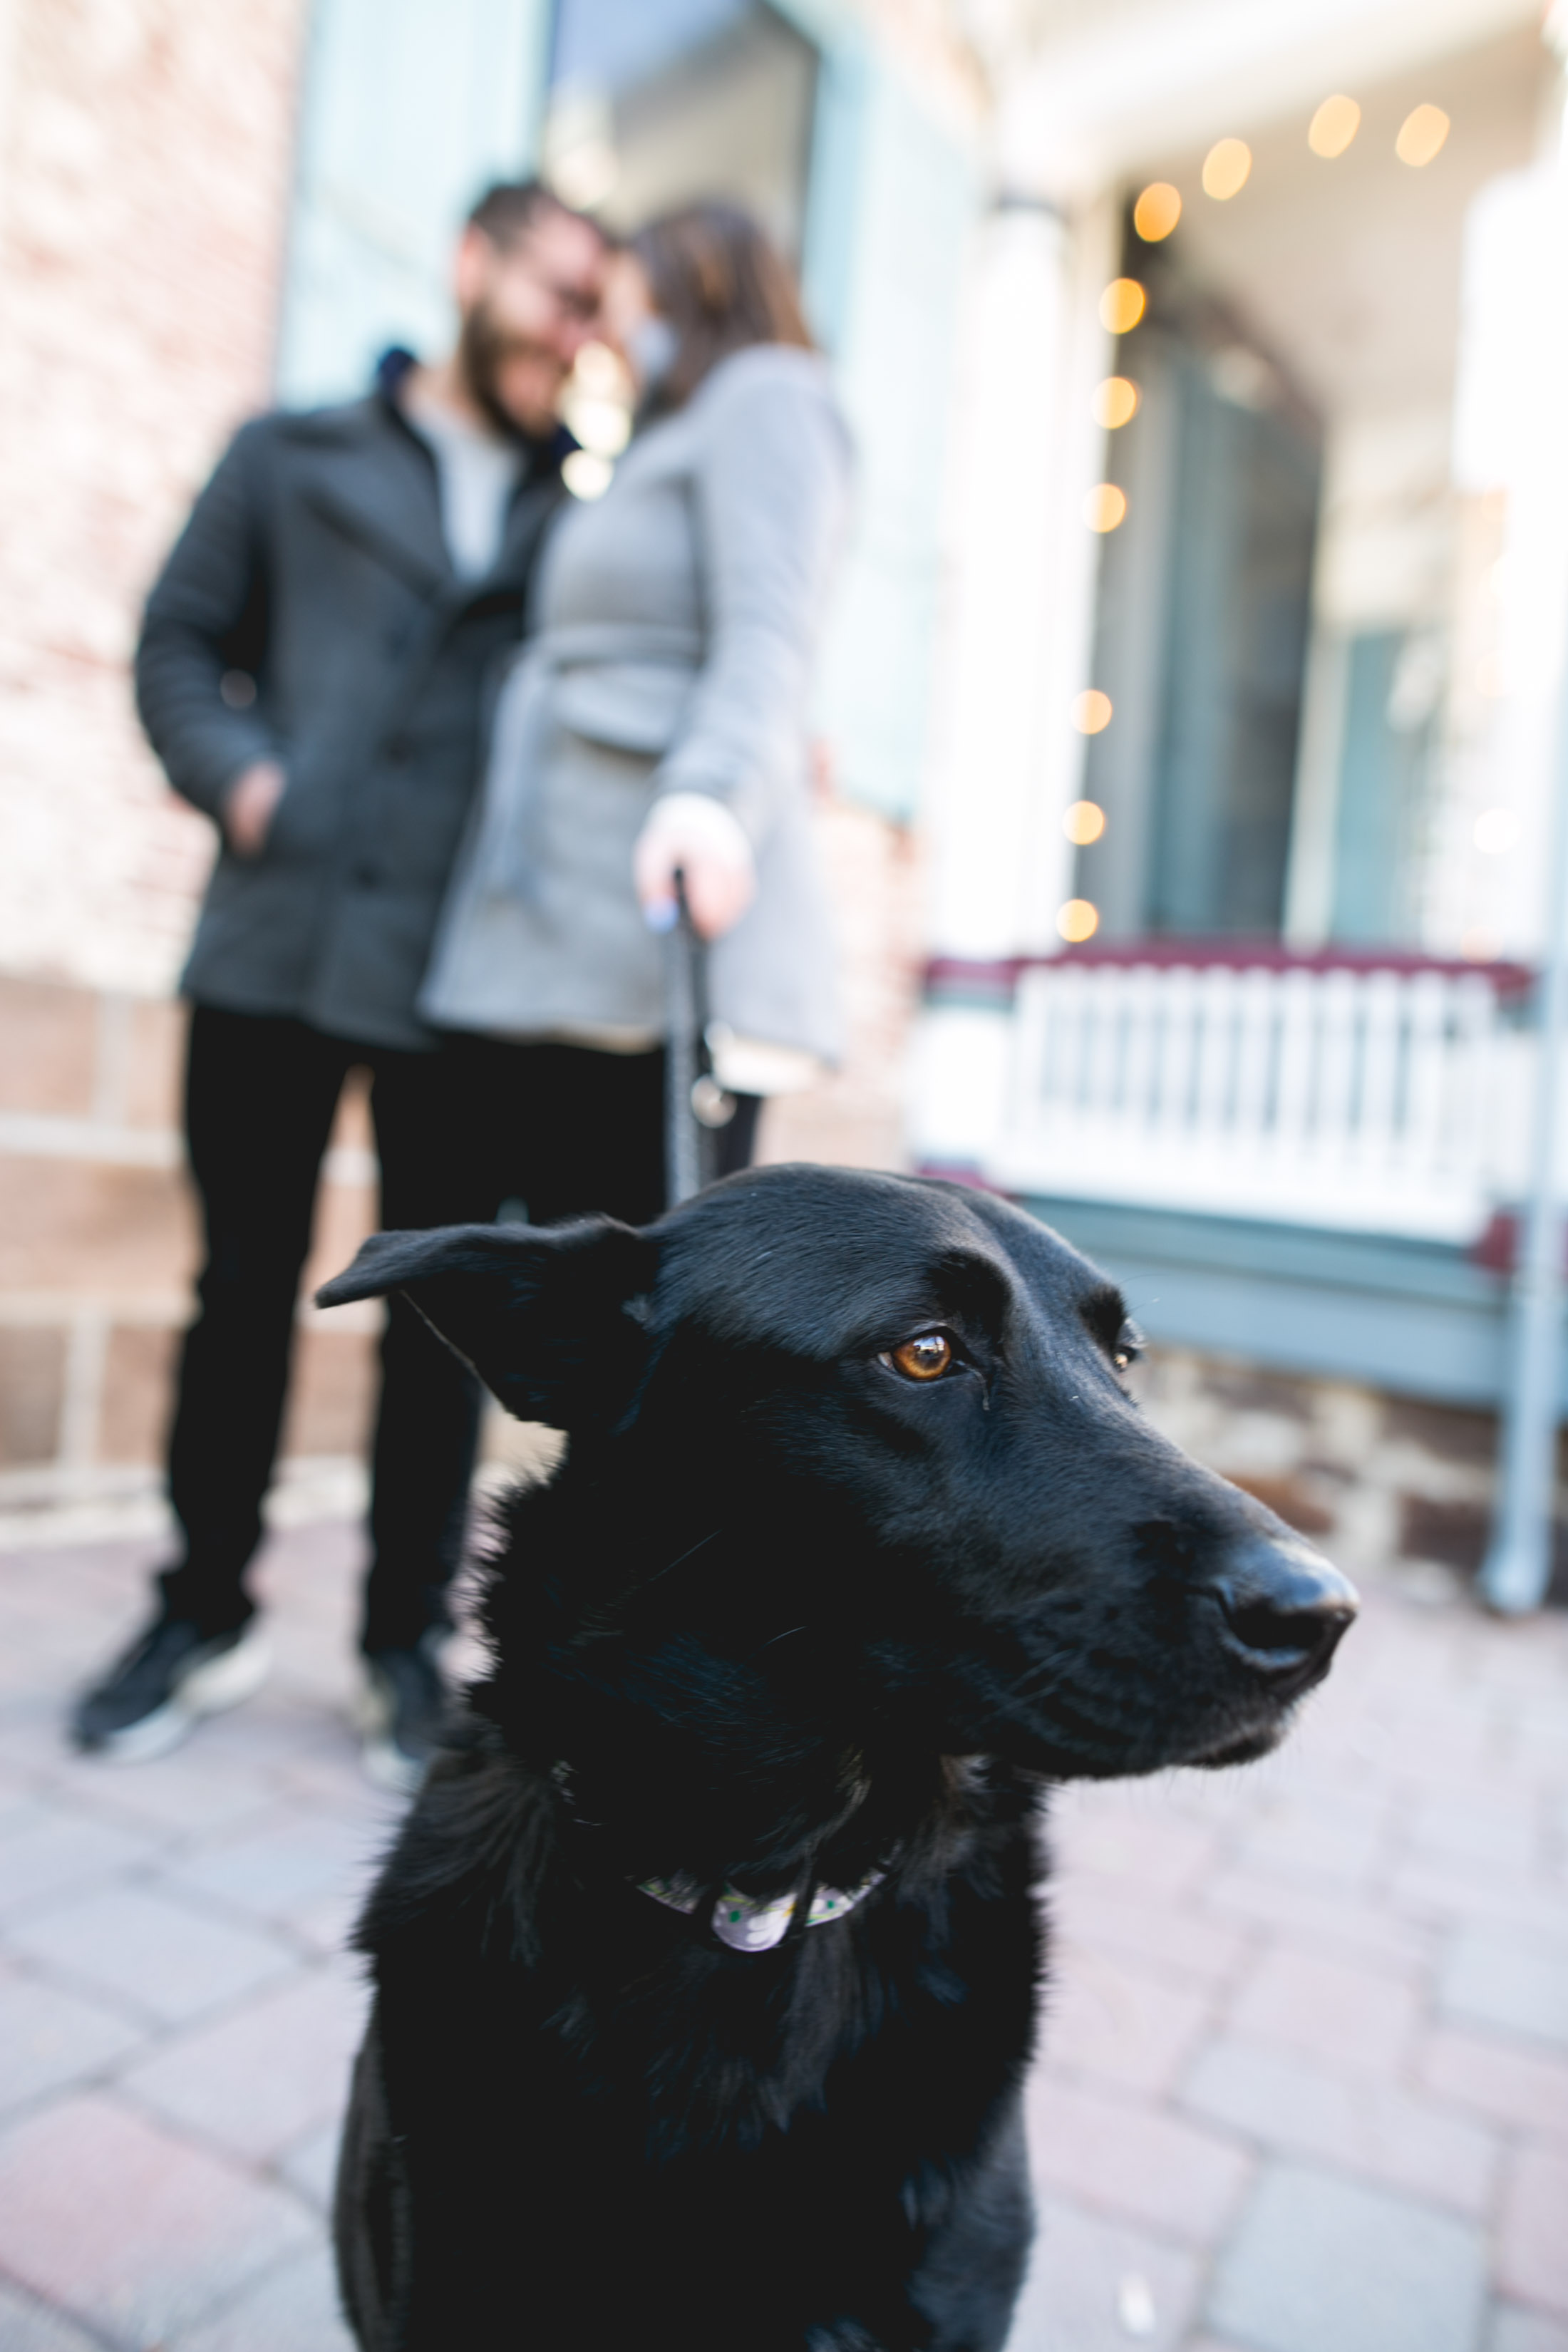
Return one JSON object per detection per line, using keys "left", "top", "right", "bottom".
{"left": 0, "top": 1522, "right": 1564, "bottom": 2351}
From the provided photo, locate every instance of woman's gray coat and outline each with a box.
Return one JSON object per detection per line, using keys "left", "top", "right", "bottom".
{"left": 420, "top": 344, "right": 850, "bottom": 1064}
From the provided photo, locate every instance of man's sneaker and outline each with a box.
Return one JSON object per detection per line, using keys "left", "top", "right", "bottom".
{"left": 71, "top": 1611, "right": 270, "bottom": 1762}
{"left": 356, "top": 1638, "right": 450, "bottom": 1795}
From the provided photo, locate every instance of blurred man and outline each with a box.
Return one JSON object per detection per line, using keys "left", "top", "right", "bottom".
{"left": 72, "top": 183, "right": 608, "bottom": 1789}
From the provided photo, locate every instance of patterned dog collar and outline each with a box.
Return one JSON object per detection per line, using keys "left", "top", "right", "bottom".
{"left": 636, "top": 1869, "right": 884, "bottom": 1954}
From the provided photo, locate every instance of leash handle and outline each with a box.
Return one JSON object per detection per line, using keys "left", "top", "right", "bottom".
{"left": 663, "top": 872, "right": 736, "bottom": 1207}
{"left": 664, "top": 875, "right": 703, "bottom": 1207}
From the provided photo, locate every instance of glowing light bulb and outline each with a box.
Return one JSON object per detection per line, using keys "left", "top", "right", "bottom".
{"left": 1092, "top": 377, "right": 1140, "bottom": 429}
{"left": 1133, "top": 182, "right": 1181, "bottom": 241}
{"left": 1308, "top": 96, "right": 1361, "bottom": 158}
{"left": 1202, "top": 138, "right": 1252, "bottom": 200}
{"left": 573, "top": 340, "right": 628, "bottom": 398}
{"left": 566, "top": 397, "right": 631, "bottom": 457}
{"left": 1057, "top": 899, "right": 1100, "bottom": 943}
{"left": 1396, "top": 105, "right": 1450, "bottom": 167}
{"left": 562, "top": 450, "right": 613, "bottom": 500}
{"left": 1084, "top": 485, "right": 1128, "bottom": 532}
{"left": 1099, "top": 278, "right": 1147, "bottom": 334}
{"left": 1063, "top": 800, "right": 1108, "bottom": 845}
{"left": 1071, "top": 692, "right": 1113, "bottom": 736}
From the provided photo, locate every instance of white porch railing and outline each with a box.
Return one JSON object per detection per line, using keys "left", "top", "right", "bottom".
{"left": 983, "top": 947, "right": 1536, "bottom": 1242}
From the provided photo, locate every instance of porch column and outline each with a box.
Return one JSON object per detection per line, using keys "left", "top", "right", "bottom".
{"left": 911, "top": 193, "right": 1115, "bottom": 1173}
{"left": 1480, "top": 24, "right": 1568, "bottom": 1611}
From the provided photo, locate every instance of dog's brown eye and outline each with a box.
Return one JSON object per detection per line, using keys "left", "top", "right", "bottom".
{"left": 886, "top": 1333, "right": 954, "bottom": 1382}
{"left": 1113, "top": 1318, "right": 1146, "bottom": 1373}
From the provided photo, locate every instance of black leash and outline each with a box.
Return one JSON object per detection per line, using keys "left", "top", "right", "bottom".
{"left": 664, "top": 871, "right": 736, "bottom": 1206}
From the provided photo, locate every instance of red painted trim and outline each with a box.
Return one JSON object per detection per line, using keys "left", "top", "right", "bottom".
{"left": 924, "top": 943, "right": 1537, "bottom": 1000}
{"left": 911, "top": 1162, "right": 1016, "bottom": 1197}
{"left": 1470, "top": 1209, "right": 1568, "bottom": 1277}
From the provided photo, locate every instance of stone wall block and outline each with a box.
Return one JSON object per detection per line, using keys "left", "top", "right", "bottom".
{"left": 0, "top": 1159, "right": 195, "bottom": 1296}
{"left": 99, "top": 1324, "right": 179, "bottom": 1466}
{"left": 0, "top": 1326, "right": 67, "bottom": 1465}
{"left": 124, "top": 998, "right": 186, "bottom": 1133}
{"left": 304, "top": 1182, "right": 378, "bottom": 1309}
{"left": 278, "top": 1329, "right": 376, "bottom": 1463}
{"left": 0, "top": 977, "right": 97, "bottom": 1115}
{"left": 0, "top": 0, "right": 305, "bottom": 999}
{"left": 1386, "top": 1397, "right": 1499, "bottom": 1467}
{"left": 1226, "top": 1472, "right": 1336, "bottom": 1538}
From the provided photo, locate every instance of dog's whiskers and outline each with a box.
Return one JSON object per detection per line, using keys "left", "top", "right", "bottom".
{"left": 640, "top": 1528, "right": 725, "bottom": 1587}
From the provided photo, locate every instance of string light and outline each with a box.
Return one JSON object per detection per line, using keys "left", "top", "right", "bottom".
{"left": 1063, "top": 801, "right": 1108, "bottom": 845}
{"left": 1092, "top": 377, "right": 1140, "bottom": 429}
{"left": 1099, "top": 279, "right": 1146, "bottom": 334}
{"left": 1057, "top": 899, "right": 1100, "bottom": 942}
{"left": 1133, "top": 182, "right": 1181, "bottom": 240}
{"left": 1202, "top": 138, "right": 1252, "bottom": 200}
{"left": 1084, "top": 485, "right": 1128, "bottom": 532}
{"left": 1071, "top": 691, "right": 1113, "bottom": 735}
{"left": 1396, "top": 104, "right": 1450, "bottom": 166}
{"left": 562, "top": 450, "right": 613, "bottom": 499}
{"left": 1308, "top": 96, "right": 1361, "bottom": 158}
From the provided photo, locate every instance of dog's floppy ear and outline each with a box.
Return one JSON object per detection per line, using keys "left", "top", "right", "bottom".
{"left": 316, "top": 1218, "right": 658, "bottom": 1428}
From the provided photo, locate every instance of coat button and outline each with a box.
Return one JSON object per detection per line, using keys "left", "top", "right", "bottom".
{"left": 383, "top": 734, "right": 411, "bottom": 764}
{"left": 351, "top": 863, "right": 381, "bottom": 888}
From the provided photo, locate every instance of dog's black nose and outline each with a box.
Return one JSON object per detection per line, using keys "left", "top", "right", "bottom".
{"left": 1212, "top": 1538, "right": 1358, "bottom": 1688}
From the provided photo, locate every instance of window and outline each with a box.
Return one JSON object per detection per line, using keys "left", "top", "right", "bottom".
{"left": 544, "top": 0, "right": 817, "bottom": 257}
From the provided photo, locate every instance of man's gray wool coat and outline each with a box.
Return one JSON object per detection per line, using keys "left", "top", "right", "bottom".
{"left": 135, "top": 373, "right": 568, "bottom": 1051}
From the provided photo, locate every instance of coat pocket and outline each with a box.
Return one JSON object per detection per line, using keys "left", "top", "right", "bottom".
{"left": 552, "top": 663, "right": 695, "bottom": 758}
{"left": 254, "top": 746, "right": 342, "bottom": 867}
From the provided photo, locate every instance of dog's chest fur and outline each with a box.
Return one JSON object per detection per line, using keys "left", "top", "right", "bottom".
{"left": 341, "top": 1733, "right": 1046, "bottom": 2350}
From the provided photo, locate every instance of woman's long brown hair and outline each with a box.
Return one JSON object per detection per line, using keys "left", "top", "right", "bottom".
{"left": 630, "top": 201, "right": 815, "bottom": 413}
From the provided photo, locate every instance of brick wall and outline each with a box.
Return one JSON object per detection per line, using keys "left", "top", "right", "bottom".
{"left": 0, "top": 970, "right": 384, "bottom": 1521}
{"left": 0, "top": 0, "right": 306, "bottom": 999}
{"left": 0, "top": 0, "right": 308, "bottom": 1520}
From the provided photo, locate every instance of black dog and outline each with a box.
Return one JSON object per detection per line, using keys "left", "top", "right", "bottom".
{"left": 319, "top": 1167, "right": 1355, "bottom": 2351}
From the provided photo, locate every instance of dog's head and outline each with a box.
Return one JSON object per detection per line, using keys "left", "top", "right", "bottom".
{"left": 320, "top": 1167, "right": 1354, "bottom": 1783}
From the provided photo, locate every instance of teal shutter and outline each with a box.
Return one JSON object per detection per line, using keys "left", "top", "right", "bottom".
{"left": 798, "top": 47, "right": 979, "bottom": 819}
{"left": 277, "top": 0, "right": 554, "bottom": 406}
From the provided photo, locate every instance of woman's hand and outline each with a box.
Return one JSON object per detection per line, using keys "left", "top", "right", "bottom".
{"left": 634, "top": 792, "right": 756, "bottom": 940}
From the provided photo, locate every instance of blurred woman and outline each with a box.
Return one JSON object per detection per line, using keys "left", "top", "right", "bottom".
{"left": 421, "top": 200, "right": 850, "bottom": 1227}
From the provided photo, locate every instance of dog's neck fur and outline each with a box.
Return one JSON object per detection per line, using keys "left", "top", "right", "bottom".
{"left": 473, "top": 1445, "right": 1001, "bottom": 1907}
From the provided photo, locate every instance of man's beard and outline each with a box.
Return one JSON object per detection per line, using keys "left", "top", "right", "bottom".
{"left": 458, "top": 299, "right": 552, "bottom": 440}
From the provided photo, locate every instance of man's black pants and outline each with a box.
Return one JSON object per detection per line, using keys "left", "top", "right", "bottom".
{"left": 158, "top": 1006, "right": 491, "bottom": 1655}
{"left": 155, "top": 1010, "right": 763, "bottom": 1654}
